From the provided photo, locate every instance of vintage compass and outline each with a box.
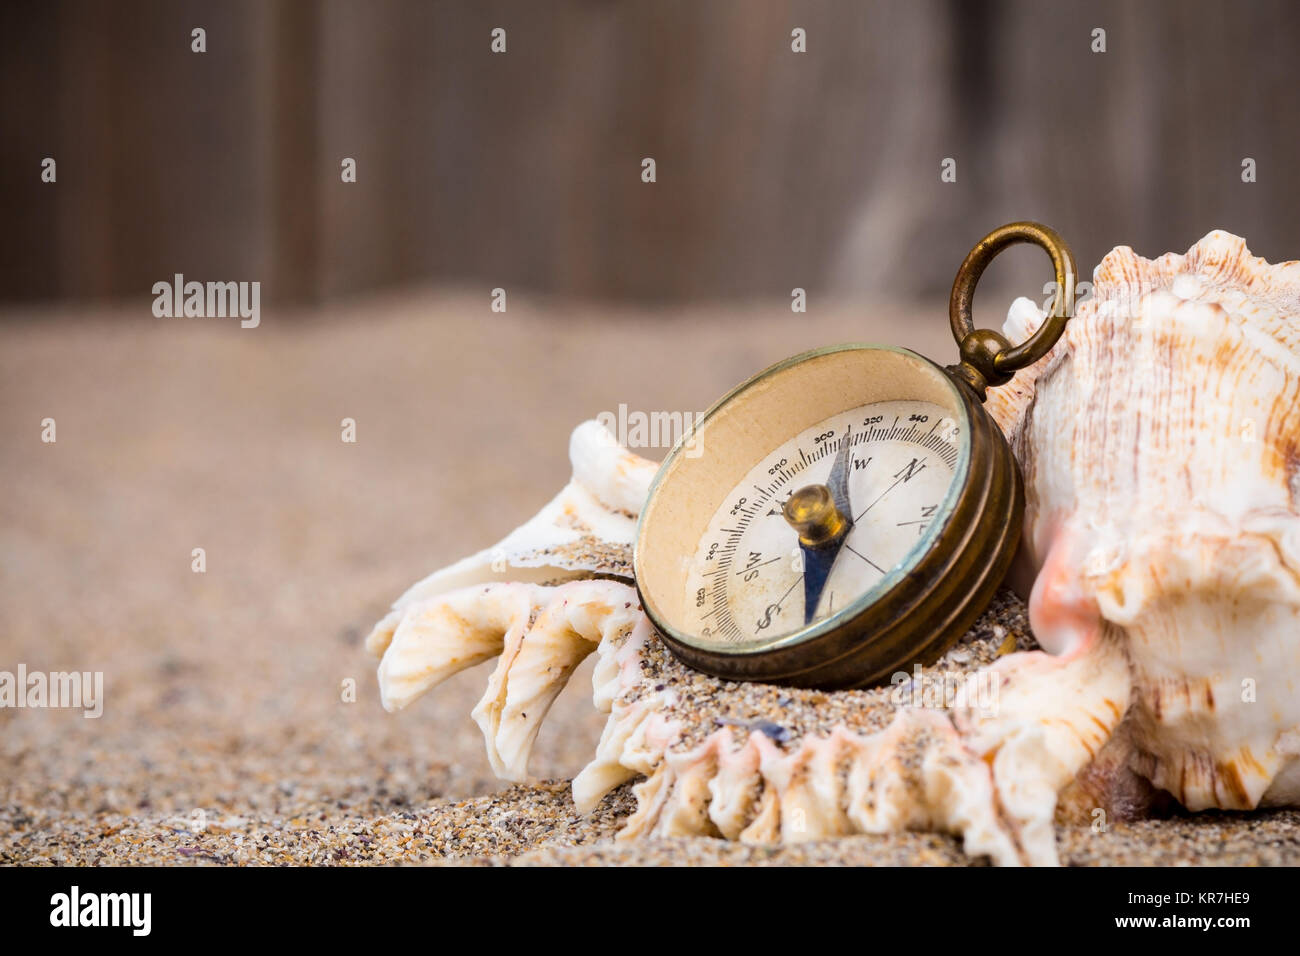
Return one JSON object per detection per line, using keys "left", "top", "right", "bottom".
{"left": 633, "top": 222, "right": 1075, "bottom": 688}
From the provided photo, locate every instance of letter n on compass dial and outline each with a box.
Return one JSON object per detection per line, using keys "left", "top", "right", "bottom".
{"left": 682, "top": 400, "right": 959, "bottom": 644}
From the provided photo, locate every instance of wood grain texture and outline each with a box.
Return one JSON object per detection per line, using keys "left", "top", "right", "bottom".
{"left": 1, "top": 0, "right": 1297, "bottom": 306}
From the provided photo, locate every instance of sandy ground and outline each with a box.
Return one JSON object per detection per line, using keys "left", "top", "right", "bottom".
{"left": 2, "top": 289, "right": 1298, "bottom": 866}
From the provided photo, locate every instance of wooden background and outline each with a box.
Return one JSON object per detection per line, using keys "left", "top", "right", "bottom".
{"left": 3, "top": 0, "right": 1299, "bottom": 307}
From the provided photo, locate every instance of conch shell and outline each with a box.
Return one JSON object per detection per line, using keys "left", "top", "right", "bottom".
{"left": 365, "top": 230, "right": 1300, "bottom": 864}
{"left": 989, "top": 229, "right": 1300, "bottom": 812}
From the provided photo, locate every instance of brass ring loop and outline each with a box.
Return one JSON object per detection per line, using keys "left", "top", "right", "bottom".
{"left": 947, "top": 221, "right": 1076, "bottom": 397}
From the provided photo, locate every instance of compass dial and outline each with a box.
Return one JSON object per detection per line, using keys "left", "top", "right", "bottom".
{"left": 682, "top": 400, "right": 959, "bottom": 645}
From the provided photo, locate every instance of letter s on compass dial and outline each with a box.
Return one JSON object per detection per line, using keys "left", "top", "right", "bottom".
{"left": 682, "top": 399, "right": 958, "bottom": 645}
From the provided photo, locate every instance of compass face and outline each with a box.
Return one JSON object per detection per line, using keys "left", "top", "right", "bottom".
{"left": 680, "top": 400, "right": 960, "bottom": 645}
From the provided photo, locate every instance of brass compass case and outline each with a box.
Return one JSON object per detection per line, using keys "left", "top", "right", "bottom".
{"left": 633, "top": 222, "right": 1075, "bottom": 690}
{"left": 634, "top": 345, "right": 1021, "bottom": 688}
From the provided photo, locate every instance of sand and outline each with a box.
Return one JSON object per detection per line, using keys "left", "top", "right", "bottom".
{"left": 2, "top": 290, "right": 1298, "bottom": 866}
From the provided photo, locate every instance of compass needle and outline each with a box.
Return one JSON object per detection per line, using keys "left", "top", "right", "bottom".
{"left": 827, "top": 424, "right": 855, "bottom": 523}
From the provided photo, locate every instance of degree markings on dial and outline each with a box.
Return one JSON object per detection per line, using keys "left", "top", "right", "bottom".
{"left": 856, "top": 421, "right": 957, "bottom": 470}
{"left": 690, "top": 403, "right": 958, "bottom": 644}
{"left": 736, "top": 423, "right": 949, "bottom": 531}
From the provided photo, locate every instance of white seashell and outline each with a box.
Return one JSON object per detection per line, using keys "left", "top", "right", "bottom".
{"left": 367, "top": 234, "right": 1300, "bottom": 864}
{"left": 991, "top": 229, "right": 1300, "bottom": 813}
{"left": 364, "top": 420, "right": 655, "bottom": 661}
{"left": 371, "top": 580, "right": 644, "bottom": 779}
